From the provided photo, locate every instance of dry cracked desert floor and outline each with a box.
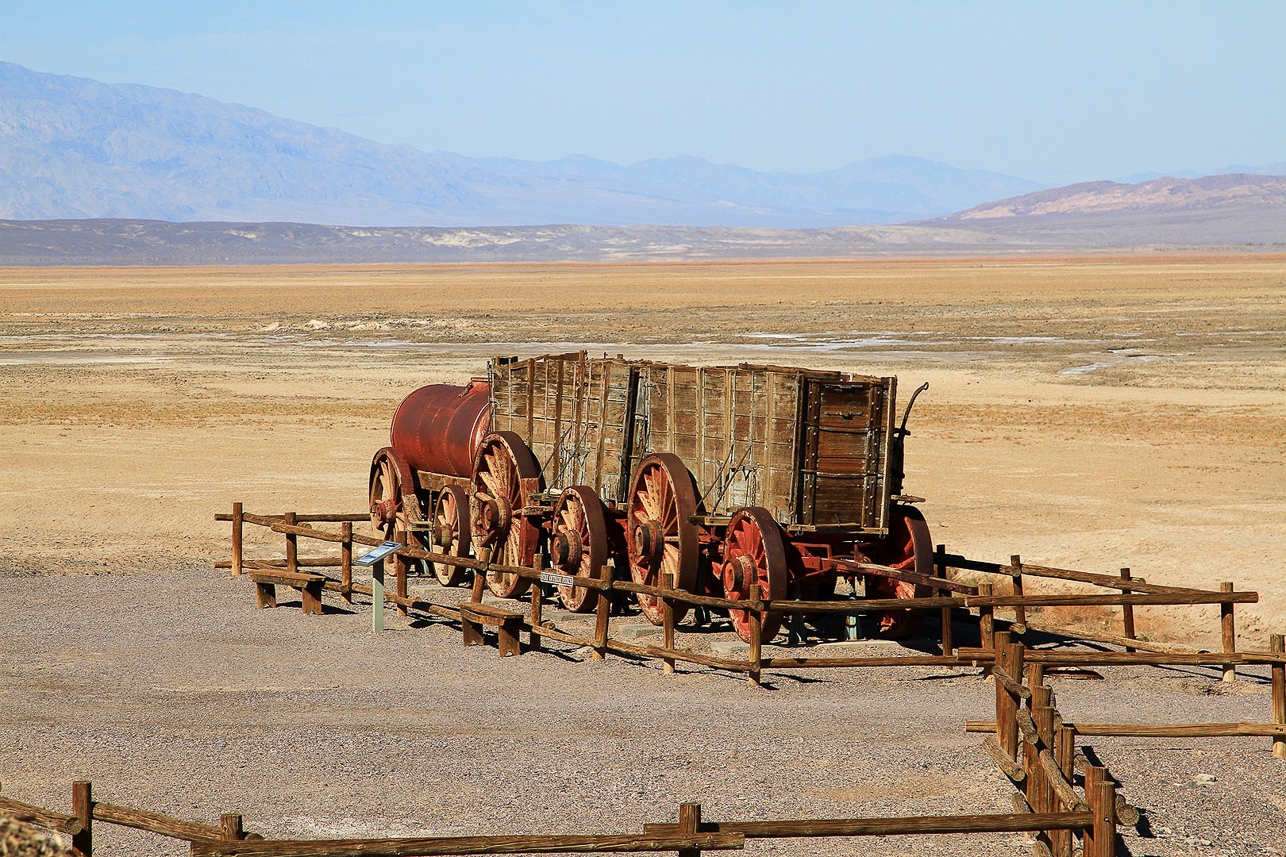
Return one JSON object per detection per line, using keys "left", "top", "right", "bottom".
{"left": 2, "top": 255, "right": 1284, "bottom": 855}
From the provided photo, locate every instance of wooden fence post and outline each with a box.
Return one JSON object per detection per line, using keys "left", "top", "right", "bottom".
{"left": 677, "top": 802, "right": 701, "bottom": 857}
{"left": 662, "top": 572, "right": 676, "bottom": 675}
{"left": 1082, "top": 766, "right": 1105, "bottom": 857}
{"left": 1087, "top": 777, "right": 1117, "bottom": 857}
{"left": 231, "top": 502, "right": 243, "bottom": 575}
{"left": 1271, "top": 634, "right": 1285, "bottom": 758}
{"left": 937, "top": 544, "right": 953, "bottom": 655}
{"left": 471, "top": 548, "right": 488, "bottom": 603}
{"left": 1003, "top": 641, "right": 1024, "bottom": 759}
{"left": 1009, "top": 555, "right": 1026, "bottom": 636}
{"left": 528, "top": 554, "right": 545, "bottom": 653}
{"left": 220, "top": 814, "right": 245, "bottom": 841}
{"left": 284, "top": 512, "right": 297, "bottom": 574}
{"left": 748, "top": 584, "right": 763, "bottom": 687}
{"left": 1053, "top": 724, "right": 1076, "bottom": 857}
{"left": 1220, "top": 582, "right": 1236, "bottom": 682}
{"left": 593, "top": 563, "right": 613, "bottom": 660}
{"left": 71, "top": 781, "right": 92, "bottom": 857}
{"left": 395, "top": 530, "right": 409, "bottom": 618}
{"left": 340, "top": 521, "right": 353, "bottom": 603}
{"left": 1118, "top": 568, "right": 1135, "bottom": 652}
{"left": 978, "top": 583, "right": 994, "bottom": 662}
{"left": 1032, "top": 686, "right": 1055, "bottom": 853}
{"left": 1026, "top": 664, "right": 1045, "bottom": 708}
{"left": 993, "top": 629, "right": 1012, "bottom": 753}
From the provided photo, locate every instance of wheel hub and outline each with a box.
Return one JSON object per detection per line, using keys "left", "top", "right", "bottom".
{"left": 371, "top": 498, "right": 397, "bottom": 526}
{"left": 632, "top": 519, "right": 664, "bottom": 568}
{"left": 551, "top": 528, "right": 583, "bottom": 572}
{"left": 723, "top": 555, "right": 755, "bottom": 594}
{"left": 479, "top": 496, "right": 512, "bottom": 544}
{"left": 435, "top": 522, "right": 454, "bottom": 549}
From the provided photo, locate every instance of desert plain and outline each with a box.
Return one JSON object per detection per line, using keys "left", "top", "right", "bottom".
{"left": 2, "top": 255, "right": 1285, "bottom": 855}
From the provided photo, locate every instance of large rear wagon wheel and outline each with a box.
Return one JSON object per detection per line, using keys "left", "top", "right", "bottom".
{"left": 625, "top": 453, "right": 699, "bottom": 625}
{"left": 720, "top": 507, "right": 789, "bottom": 643}
{"left": 550, "top": 486, "right": 609, "bottom": 613}
{"left": 866, "top": 505, "right": 934, "bottom": 637}
{"left": 469, "top": 431, "right": 540, "bottom": 599}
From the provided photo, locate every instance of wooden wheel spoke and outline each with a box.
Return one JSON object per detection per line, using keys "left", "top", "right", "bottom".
{"left": 640, "top": 470, "right": 661, "bottom": 518}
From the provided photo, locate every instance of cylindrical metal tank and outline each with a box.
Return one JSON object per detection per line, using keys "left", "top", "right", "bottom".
{"left": 389, "top": 380, "right": 492, "bottom": 478}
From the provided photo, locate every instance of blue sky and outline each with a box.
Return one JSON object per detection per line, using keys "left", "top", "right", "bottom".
{"left": 2, "top": 1, "right": 1283, "bottom": 184}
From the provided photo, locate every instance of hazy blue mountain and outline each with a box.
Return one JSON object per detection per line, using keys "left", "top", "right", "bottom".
{"left": 0, "top": 61, "right": 1043, "bottom": 227}
{"left": 8, "top": 173, "right": 1286, "bottom": 265}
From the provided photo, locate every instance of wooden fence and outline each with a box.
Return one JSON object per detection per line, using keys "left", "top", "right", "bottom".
{"left": 965, "top": 629, "right": 1286, "bottom": 759}
{"left": 966, "top": 627, "right": 1285, "bottom": 854}
{"left": 215, "top": 505, "right": 1279, "bottom": 689}
{"left": 2, "top": 787, "right": 1115, "bottom": 857}
{"left": 0, "top": 788, "right": 737, "bottom": 856}
{"left": 969, "top": 629, "right": 1128, "bottom": 857}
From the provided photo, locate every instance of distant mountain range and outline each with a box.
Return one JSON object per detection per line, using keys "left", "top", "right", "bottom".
{"left": 0, "top": 61, "right": 1041, "bottom": 228}
{"left": 2, "top": 60, "right": 1285, "bottom": 263}
{"left": 5, "top": 170, "right": 1285, "bottom": 265}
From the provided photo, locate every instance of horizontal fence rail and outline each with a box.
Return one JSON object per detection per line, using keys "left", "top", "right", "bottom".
{"left": 3, "top": 790, "right": 1118, "bottom": 857}
{"left": 220, "top": 505, "right": 1279, "bottom": 686}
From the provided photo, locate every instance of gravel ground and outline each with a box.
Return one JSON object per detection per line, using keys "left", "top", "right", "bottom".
{"left": 2, "top": 566, "right": 1284, "bottom": 857}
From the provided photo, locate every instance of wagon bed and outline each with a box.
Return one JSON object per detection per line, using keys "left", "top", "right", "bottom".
{"left": 488, "top": 351, "right": 898, "bottom": 534}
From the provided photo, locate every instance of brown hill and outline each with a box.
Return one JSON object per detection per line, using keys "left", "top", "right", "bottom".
{"left": 941, "top": 173, "right": 1286, "bottom": 220}
{"left": 923, "top": 173, "right": 1286, "bottom": 247}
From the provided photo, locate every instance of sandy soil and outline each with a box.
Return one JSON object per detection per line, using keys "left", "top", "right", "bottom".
{"left": 2, "top": 255, "right": 1285, "bottom": 854}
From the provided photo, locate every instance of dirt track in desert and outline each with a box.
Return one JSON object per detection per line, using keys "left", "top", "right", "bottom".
{"left": 2, "top": 255, "right": 1285, "bottom": 854}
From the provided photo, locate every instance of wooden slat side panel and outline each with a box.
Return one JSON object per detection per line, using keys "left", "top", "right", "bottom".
{"left": 650, "top": 367, "right": 803, "bottom": 522}
{"left": 576, "top": 359, "right": 635, "bottom": 500}
{"left": 800, "top": 378, "right": 894, "bottom": 527}
{"left": 489, "top": 362, "right": 513, "bottom": 434}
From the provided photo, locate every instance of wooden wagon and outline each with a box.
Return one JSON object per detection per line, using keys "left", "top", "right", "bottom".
{"left": 368, "top": 351, "right": 943, "bottom": 640}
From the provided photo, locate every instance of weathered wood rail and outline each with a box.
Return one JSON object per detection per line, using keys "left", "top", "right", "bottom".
{"left": 216, "top": 505, "right": 1279, "bottom": 688}
{"left": 4, "top": 789, "right": 1117, "bottom": 857}
{"left": 967, "top": 631, "right": 1286, "bottom": 757}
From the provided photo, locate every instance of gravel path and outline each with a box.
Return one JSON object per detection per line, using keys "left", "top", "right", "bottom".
{"left": 3, "top": 567, "right": 1284, "bottom": 857}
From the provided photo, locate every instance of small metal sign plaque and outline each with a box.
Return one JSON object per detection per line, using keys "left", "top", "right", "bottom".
{"left": 540, "top": 571, "right": 576, "bottom": 588}
{"left": 355, "top": 541, "right": 402, "bottom": 567}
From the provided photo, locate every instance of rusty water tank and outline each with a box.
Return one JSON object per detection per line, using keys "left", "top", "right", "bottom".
{"left": 389, "top": 380, "right": 492, "bottom": 478}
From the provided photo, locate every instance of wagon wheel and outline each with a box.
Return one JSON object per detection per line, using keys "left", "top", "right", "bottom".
{"left": 550, "top": 486, "right": 609, "bottom": 613}
{"left": 866, "top": 505, "right": 934, "bottom": 637}
{"left": 626, "top": 453, "right": 700, "bottom": 625}
{"left": 469, "top": 431, "right": 540, "bottom": 599}
{"left": 369, "top": 447, "right": 418, "bottom": 541}
{"left": 429, "top": 485, "right": 471, "bottom": 587}
{"left": 720, "top": 507, "right": 789, "bottom": 643}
